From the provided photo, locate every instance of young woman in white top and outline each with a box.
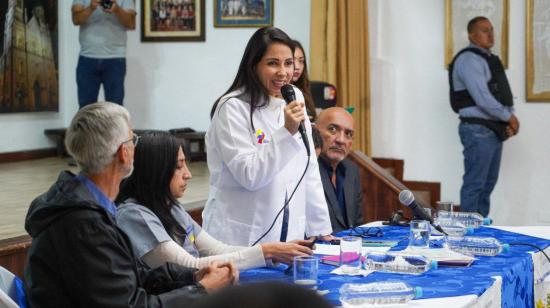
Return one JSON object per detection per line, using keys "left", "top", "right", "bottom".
{"left": 203, "top": 26, "right": 332, "bottom": 246}
{"left": 116, "top": 132, "right": 313, "bottom": 270}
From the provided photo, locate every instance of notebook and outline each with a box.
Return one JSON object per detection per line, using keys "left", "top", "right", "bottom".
{"left": 320, "top": 252, "right": 364, "bottom": 266}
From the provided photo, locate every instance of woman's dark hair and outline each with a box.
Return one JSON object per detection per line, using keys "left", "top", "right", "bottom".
{"left": 117, "top": 131, "right": 186, "bottom": 243}
{"left": 311, "top": 125, "right": 323, "bottom": 151}
{"left": 291, "top": 39, "right": 316, "bottom": 122}
{"left": 210, "top": 26, "right": 295, "bottom": 131}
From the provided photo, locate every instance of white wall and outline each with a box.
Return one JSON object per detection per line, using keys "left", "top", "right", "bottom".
{"left": 369, "top": 0, "right": 550, "bottom": 225}
{"left": 0, "top": 0, "right": 311, "bottom": 152}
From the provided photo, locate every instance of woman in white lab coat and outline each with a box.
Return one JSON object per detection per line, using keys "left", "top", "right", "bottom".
{"left": 203, "top": 27, "right": 332, "bottom": 246}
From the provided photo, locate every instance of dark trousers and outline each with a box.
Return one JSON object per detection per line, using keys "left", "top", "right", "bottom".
{"left": 76, "top": 56, "right": 126, "bottom": 108}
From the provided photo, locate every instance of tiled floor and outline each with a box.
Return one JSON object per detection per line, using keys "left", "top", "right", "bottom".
{"left": 0, "top": 157, "right": 209, "bottom": 239}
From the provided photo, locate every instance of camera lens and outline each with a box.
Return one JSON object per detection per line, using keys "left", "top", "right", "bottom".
{"left": 102, "top": 0, "right": 112, "bottom": 9}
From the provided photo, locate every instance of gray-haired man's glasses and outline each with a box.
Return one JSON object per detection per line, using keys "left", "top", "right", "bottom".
{"left": 121, "top": 133, "right": 140, "bottom": 147}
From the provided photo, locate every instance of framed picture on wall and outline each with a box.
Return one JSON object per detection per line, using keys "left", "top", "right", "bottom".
{"left": 444, "top": 0, "right": 509, "bottom": 68}
{"left": 214, "top": 0, "right": 273, "bottom": 27}
{"left": 0, "top": 0, "right": 59, "bottom": 113}
{"left": 141, "top": 0, "right": 205, "bottom": 42}
{"left": 526, "top": 0, "right": 550, "bottom": 102}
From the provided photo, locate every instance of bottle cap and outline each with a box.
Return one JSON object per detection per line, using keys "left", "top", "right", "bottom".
{"left": 483, "top": 217, "right": 493, "bottom": 225}
{"left": 414, "top": 286, "right": 423, "bottom": 298}
{"left": 430, "top": 260, "right": 438, "bottom": 270}
{"left": 502, "top": 243, "right": 510, "bottom": 253}
{"left": 466, "top": 227, "right": 474, "bottom": 235}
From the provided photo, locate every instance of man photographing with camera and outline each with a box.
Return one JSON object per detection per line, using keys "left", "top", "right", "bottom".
{"left": 72, "top": 0, "right": 136, "bottom": 108}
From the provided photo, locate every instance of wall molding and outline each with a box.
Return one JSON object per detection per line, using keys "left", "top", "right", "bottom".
{"left": 0, "top": 148, "right": 56, "bottom": 163}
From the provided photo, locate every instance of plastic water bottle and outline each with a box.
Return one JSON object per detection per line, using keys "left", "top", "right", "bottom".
{"left": 433, "top": 217, "right": 474, "bottom": 237}
{"left": 364, "top": 252, "right": 437, "bottom": 275}
{"left": 340, "top": 281, "right": 422, "bottom": 306}
{"left": 446, "top": 236, "right": 509, "bottom": 256}
{"left": 438, "top": 210, "right": 492, "bottom": 228}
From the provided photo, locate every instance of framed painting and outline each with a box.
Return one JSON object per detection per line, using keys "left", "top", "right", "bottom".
{"left": 526, "top": 0, "right": 550, "bottom": 101}
{"left": 0, "top": 0, "right": 59, "bottom": 113}
{"left": 141, "top": 0, "right": 205, "bottom": 42}
{"left": 445, "top": 0, "right": 509, "bottom": 68}
{"left": 214, "top": 0, "right": 273, "bottom": 28}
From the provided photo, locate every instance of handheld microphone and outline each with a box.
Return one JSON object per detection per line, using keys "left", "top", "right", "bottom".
{"left": 398, "top": 190, "right": 446, "bottom": 235}
{"left": 251, "top": 86, "right": 312, "bottom": 246}
{"left": 281, "top": 85, "right": 310, "bottom": 156}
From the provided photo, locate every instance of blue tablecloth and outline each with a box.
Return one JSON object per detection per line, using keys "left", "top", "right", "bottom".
{"left": 240, "top": 226, "right": 550, "bottom": 307}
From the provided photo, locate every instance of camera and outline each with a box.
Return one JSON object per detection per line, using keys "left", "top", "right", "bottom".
{"left": 101, "top": 0, "right": 113, "bottom": 9}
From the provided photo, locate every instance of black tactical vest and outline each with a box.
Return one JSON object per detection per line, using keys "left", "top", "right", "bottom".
{"left": 448, "top": 48, "right": 513, "bottom": 113}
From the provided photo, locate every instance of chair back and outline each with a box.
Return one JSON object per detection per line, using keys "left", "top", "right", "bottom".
{"left": 310, "top": 81, "right": 337, "bottom": 109}
{"left": 0, "top": 266, "right": 24, "bottom": 308}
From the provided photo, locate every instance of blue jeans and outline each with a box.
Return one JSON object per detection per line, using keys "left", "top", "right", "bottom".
{"left": 76, "top": 56, "right": 126, "bottom": 108}
{"left": 459, "top": 122, "right": 503, "bottom": 217}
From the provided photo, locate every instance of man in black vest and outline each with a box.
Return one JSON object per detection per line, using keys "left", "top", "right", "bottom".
{"left": 448, "top": 16, "right": 520, "bottom": 217}
{"left": 316, "top": 107, "right": 363, "bottom": 232}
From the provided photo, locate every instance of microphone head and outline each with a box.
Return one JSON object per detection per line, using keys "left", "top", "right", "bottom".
{"left": 280, "top": 84, "right": 296, "bottom": 103}
{"left": 398, "top": 190, "right": 415, "bottom": 206}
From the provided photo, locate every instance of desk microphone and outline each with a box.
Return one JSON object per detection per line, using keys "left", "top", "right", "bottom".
{"left": 398, "top": 190, "right": 446, "bottom": 235}
{"left": 281, "top": 84, "right": 310, "bottom": 156}
{"left": 382, "top": 210, "right": 408, "bottom": 227}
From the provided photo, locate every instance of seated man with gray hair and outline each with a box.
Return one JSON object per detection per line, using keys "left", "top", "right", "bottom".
{"left": 24, "top": 102, "right": 237, "bottom": 307}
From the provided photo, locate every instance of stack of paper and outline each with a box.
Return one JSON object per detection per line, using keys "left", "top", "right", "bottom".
{"left": 403, "top": 247, "right": 475, "bottom": 267}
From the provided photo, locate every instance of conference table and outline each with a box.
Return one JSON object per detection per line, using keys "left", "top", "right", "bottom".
{"left": 240, "top": 223, "right": 550, "bottom": 307}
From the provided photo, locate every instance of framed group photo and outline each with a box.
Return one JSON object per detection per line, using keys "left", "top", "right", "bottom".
{"left": 141, "top": 0, "right": 205, "bottom": 42}
{"left": 526, "top": 0, "right": 550, "bottom": 101}
{"left": 214, "top": 0, "right": 273, "bottom": 28}
{"left": 445, "top": 0, "right": 509, "bottom": 68}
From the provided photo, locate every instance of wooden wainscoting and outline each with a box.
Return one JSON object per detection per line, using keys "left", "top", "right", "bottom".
{"left": 0, "top": 235, "right": 31, "bottom": 278}
{"left": 0, "top": 148, "right": 56, "bottom": 164}
{"left": 349, "top": 151, "right": 439, "bottom": 223}
{"left": 372, "top": 157, "right": 404, "bottom": 182}
{"left": 403, "top": 180, "right": 441, "bottom": 209}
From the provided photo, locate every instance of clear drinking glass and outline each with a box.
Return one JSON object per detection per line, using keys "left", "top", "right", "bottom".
{"left": 293, "top": 256, "right": 318, "bottom": 289}
{"left": 408, "top": 220, "right": 430, "bottom": 250}
{"left": 340, "top": 236, "right": 363, "bottom": 274}
{"left": 436, "top": 201, "right": 454, "bottom": 217}
{"left": 423, "top": 207, "right": 432, "bottom": 218}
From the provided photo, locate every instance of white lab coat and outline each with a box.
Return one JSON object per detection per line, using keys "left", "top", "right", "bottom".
{"left": 203, "top": 87, "right": 332, "bottom": 246}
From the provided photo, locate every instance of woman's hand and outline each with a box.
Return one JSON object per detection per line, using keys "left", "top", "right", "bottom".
{"left": 283, "top": 101, "right": 305, "bottom": 135}
{"left": 195, "top": 261, "right": 239, "bottom": 292}
{"left": 260, "top": 241, "right": 313, "bottom": 265}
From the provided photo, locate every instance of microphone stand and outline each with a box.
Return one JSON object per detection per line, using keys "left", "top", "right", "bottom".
{"left": 382, "top": 210, "right": 409, "bottom": 227}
